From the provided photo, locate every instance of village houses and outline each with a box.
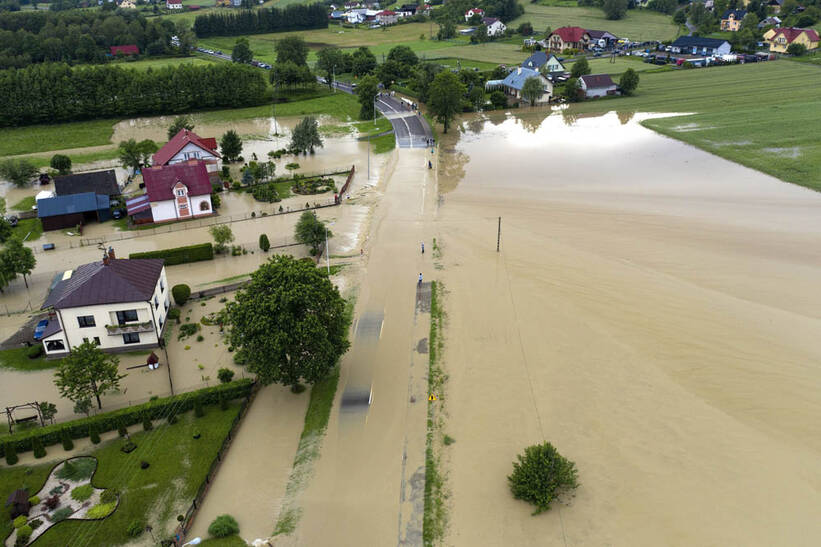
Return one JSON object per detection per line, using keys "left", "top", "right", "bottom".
{"left": 764, "top": 27, "right": 819, "bottom": 52}
{"left": 720, "top": 9, "right": 747, "bottom": 31}
{"left": 485, "top": 67, "right": 553, "bottom": 105}
{"left": 126, "top": 160, "right": 214, "bottom": 225}
{"left": 548, "top": 27, "right": 591, "bottom": 51}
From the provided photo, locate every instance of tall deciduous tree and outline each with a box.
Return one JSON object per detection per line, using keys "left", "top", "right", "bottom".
{"left": 50, "top": 154, "right": 72, "bottom": 175}
{"left": 294, "top": 211, "right": 329, "bottom": 255}
{"left": 209, "top": 224, "right": 234, "bottom": 253}
{"left": 521, "top": 76, "right": 545, "bottom": 106}
{"left": 0, "top": 159, "right": 38, "bottom": 188}
{"left": 54, "top": 341, "right": 125, "bottom": 410}
{"left": 117, "top": 139, "right": 157, "bottom": 172}
{"left": 356, "top": 75, "right": 379, "bottom": 121}
{"left": 226, "top": 255, "right": 349, "bottom": 389}
{"left": 3, "top": 238, "right": 35, "bottom": 288}
{"left": 570, "top": 57, "right": 590, "bottom": 78}
{"left": 232, "top": 37, "right": 253, "bottom": 64}
{"left": 602, "top": 0, "right": 628, "bottom": 20}
{"left": 290, "top": 117, "right": 323, "bottom": 154}
{"left": 428, "top": 70, "right": 466, "bottom": 133}
{"left": 220, "top": 130, "right": 243, "bottom": 162}
{"left": 167, "top": 115, "right": 195, "bottom": 140}
{"left": 619, "top": 68, "right": 640, "bottom": 95}
{"left": 351, "top": 46, "right": 377, "bottom": 77}
{"left": 276, "top": 35, "right": 309, "bottom": 67}
{"left": 316, "top": 46, "right": 346, "bottom": 90}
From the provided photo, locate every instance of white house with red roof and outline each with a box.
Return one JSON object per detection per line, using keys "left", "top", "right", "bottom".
{"left": 129, "top": 160, "right": 214, "bottom": 224}
{"left": 376, "top": 9, "right": 398, "bottom": 24}
{"left": 153, "top": 129, "right": 221, "bottom": 173}
{"left": 548, "top": 27, "right": 591, "bottom": 51}
{"left": 166, "top": 0, "right": 183, "bottom": 8}
{"left": 465, "top": 7, "right": 483, "bottom": 21}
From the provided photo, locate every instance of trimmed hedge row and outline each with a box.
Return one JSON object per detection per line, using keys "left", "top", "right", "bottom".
{"left": 129, "top": 243, "right": 214, "bottom": 266}
{"left": 0, "top": 379, "right": 253, "bottom": 458}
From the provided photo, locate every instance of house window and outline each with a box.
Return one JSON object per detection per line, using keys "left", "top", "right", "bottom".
{"left": 83, "top": 337, "right": 89, "bottom": 344}
{"left": 46, "top": 340, "right": 65, "bottom": 352}
{"left": 159, "top": 317, "right": 164, "bottom": 329}
{"left": 164, "top": 299, "right": 169, "bottom": 311}
{"left": 160, "top": 279, "right": 165, "bottom": 292}
{"left": 116, "top": 310, "right": 139, "bottom": 325}
{"left": 77, "top": 315, "right": 96, "bottom": 328}
{"left": 122, "top": 332, "right": 140, "bottom": 344}
{"left": 154, "top": 296, "right": 159, "bottom": 309}
{"left": 179, "top": 202, "right": 188, "bottom": 210}
{"left": 93, "top": 337, "right": 100, "bottom": 346}
{"left": 176, "top": 189, "right": 185, "bottom": 197}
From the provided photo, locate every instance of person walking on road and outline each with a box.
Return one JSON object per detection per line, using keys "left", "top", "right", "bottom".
{"left": 418, "top": 273, "right": 423, "bottom": 285}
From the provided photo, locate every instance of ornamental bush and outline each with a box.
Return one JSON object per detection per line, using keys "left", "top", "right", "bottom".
{"left": 217, "top": 368, "right": 235, "bottom": 384}
{"left": 508, "top": 442, "right": 578, "bottom": 514}
{"left": 32, "top": 436, "right": 46, "bottom": 458}
{"left": 130, "top": 243, "right": 214, "bottom": 266}
{"left": 13, "top": 515, "right": 27, "bottom": 528}
{"left": 70, "top": 484, "right": 93, "bottom": 502}
{"left": 51, "top": 506, "right": 73, "bottom": 523}
{"left": 61, "top": 428, "right": 74, "bottom": 451}
{"left": 27, "top": 345, "right": 44, "bottom": 359}
{"left": 89, "top": 423, "right": 101, "bottom": 444}
{"left": 172, "top": 284, "right": 191, "bottom": 306}
{"left": 208, "top": 514, "right": 240, "bottom": 538}
{"left": 16, "top": 524, "right": 32, "bottom": 544}
{"left": 4, "top": 441, "right": 18, "bottom": 465}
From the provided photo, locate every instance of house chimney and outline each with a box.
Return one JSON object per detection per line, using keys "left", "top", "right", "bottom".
{"left": 108, "top": 246, "right": 115, "bottom": 260}
{"left": 102, "top": 253, "right": 110, "bottom": 266}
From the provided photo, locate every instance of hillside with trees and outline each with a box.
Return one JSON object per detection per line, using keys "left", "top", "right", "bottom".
{"left": 193, "top": 3, "right": 328, "bottom": 37}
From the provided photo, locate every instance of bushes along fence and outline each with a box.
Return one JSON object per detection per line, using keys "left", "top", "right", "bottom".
{"left": 0, "top": 379, "right": 254, "bottom": 458}
{"left": 129, "top": 243, "right": 214, "bottom": 266}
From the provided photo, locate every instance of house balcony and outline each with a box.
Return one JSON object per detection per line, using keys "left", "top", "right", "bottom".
{"left": 105, "top": 321, "right": 155, "bottom": 335}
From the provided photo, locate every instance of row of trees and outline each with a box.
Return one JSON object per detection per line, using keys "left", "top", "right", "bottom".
{"left": 0, "top": 62, "right": 267, "bottom": 126}
{"left": 193, "top": 3, "right": 327, "bottom": 37}
{"left": 0, "top": 9, "right": 187, "bottom": 68}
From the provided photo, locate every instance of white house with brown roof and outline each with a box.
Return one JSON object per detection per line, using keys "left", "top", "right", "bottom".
{"left": 127, "top": 160, "right": 214, "bottom": 224}
{"left": 39, "top": 251, "right": 170, "bottom": 357}
{"left": 153, "top": 129, "right": 221, "bottom": 173}
{"left": 579, "top": 74, "right": 618, "bottom": 98}
{"left": 166, "top": 0, "right": 183, "bottom": 8}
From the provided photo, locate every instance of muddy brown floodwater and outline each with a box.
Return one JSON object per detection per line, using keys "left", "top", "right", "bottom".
{"left": 436, "top": 111, "right": 821, "bottom": 546}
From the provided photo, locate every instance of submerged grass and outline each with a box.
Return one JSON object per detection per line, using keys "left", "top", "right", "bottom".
{"left": 423, "top": 280, "right": 448, "bottom": 546}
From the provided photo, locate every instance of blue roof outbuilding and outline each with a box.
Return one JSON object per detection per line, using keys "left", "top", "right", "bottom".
{"left": 501, "top": 67, "right": 542, "bottom": 91}
{"left": 522, "top": 51, "right": 548, "bottom": 69}
{"left": 37, "top": 192, "right": 110, "bottom": 218}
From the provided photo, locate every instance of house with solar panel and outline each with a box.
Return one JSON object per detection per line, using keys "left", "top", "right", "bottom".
{"left": 38, "top": 249, "right": 170, "bottom": 357}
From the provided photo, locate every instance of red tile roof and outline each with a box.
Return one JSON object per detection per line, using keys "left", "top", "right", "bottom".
{"left": 152, "top": 129, "right": 219, "bottom": 167}
{"left": 110, "top": 44, "right": 139, "bottom": 56}
{"left": 552, "top": 26, "right": 589, "bottom": 43}
{"left": 773, "top": 27, "right": 820, "bottom": 44}
{"left": 378, "top": 10, "right": 396, "bottom": 14}
{"left": 466, "top": 8, "right": 483, "bottom": 14}
{"left": 143, "top": 160, "right": 212, "bottom": 202}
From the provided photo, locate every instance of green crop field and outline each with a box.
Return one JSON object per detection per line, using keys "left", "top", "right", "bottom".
{"left": 423, "top": 42, "right": 529, "bottom": 65}
{"left": 0, "top": 119, "right": 117, "bottom": 157}
{"left": 511, "top": 5, "right": 681, "bottom": 42}
{"left": 106, "top": 55, "right": 218, "bottom": 71}
{"left": 568, "top": 61, "right": 821, "bottom": 191}
{"left": 567, "top": 55, "right": 660, "bottom": 76}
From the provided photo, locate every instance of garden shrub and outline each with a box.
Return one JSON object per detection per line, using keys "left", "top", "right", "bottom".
{"left": 28, "top": 495, "right": 39, "bottom": 506}
{"left": 44, "top": 495, "right": 60, "bottom": 510}
{"left": 172, "top": 284, "right": 191, "bottom": 306}
{"left": 0, "top": 380, "right": 253, "bottom": 458}
{"left": 217, "top": 368, "right": 235, "bottom": 384}
{"left": 89, "top": 423, "right": 101, "bottom": 444}
{"left": 56, "top": 458, "right": 95, "bottom": 481}
{"left": 28, "top": 518, "right": 42, "bottom": 530}
{"left": 251, "top": 182, "right": 279, "bottom": 203}
{"left": 16, "top": 525, "right": 32, "bottom": 543}
{"left": 196, "top": 335, "right": 204, "bottom": 342}
{"left": 130, "top": 243, "right": 214, "bottom": 266}
{"left": 5, "top": 441, "right": 18, "bottom": 465}
{"left": 127, "top": 519, "right": 144, "bottom": 537}
{"left": 60, "top": 428, "right": 74, "bottom": 451}
{"left": 117, "top": 419, "right": 128, "bottom": 437}
{"left": 208, "top": 514, "right": 240, "bottom": 538}
{"left": 13, "top": 515, "right": 27, "bottom": 528}
{"left": 32, "top": 436, "right": 46, "bottom": 458}
{"left": 508, "top": 441, "right": 579, "bottom": 514}
{"left": 142, "top": 413, "right": 153, "bottom": 431}
{"left": 168, "top": 308, "right": 181, "bottom": 323}
{"left": 194, "top": 397, "right": 205, "bottom": 418}
{"left": 100, "top": 489, "right": 117, "bottom": 504}
{"left": 259, "top": 233, "right": 270, "bottom": 252}
{"left": 51, "top": 506, "right": 73, "bottom": 523}
{"left": 86, "top": 502, "right": 116, "bottom": 519}
{"left": 178, "top": 322, "right": 199, "bottom": 340}
{"left": 27, "top": 345, "right": 44, "bottom": 359}
{"left": 70, "top": 484, "right": 93, "bottom": 502}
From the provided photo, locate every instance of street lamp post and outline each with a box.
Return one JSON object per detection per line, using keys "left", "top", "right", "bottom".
{"left": 325, "top": 225, "right": 330, "bottom": 275}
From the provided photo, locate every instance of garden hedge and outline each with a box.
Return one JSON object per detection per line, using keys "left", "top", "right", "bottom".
{"left": 0, "top": 379, "right": 253, "bottom": 458}
{"left": 129, "top": 243, "right": 214, "bottom": 266}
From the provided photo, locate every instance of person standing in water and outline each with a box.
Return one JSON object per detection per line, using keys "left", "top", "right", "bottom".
{"left": 418, "top": 273, "right": 423, "bottom": 285}
{"left": 421, "top": 242, "right": 425, "bottom": 254}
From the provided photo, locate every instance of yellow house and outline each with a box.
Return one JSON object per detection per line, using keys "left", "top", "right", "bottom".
{"left": 767, "top": 27, "right": 820, "bottom": 53}
{"left": 720, "top": 9, "right": 747, "bottom": 32}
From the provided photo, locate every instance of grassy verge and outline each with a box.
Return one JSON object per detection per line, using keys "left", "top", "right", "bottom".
{"left": 566, "top": 61, "right": 821, "bottom": 192}
{"left": 371, "top": 133, "right": 397, "bottom": 154}
{"left": 0, "top": 404, "right": 241, "bottom": 545}
{"left": 423, "top": 280, "right": 447, "bottom": 546}
{"left": 10, "top": 196, "right": 35, "bottom": 211}
{"left": 200, "top": 536, "right": 247, "bottom": 546}
{"left": 272, "top": 297, "right": 353, "bottom": 537}
{"left": 353, "top": 116, "right": 392, "bottom": 137}
{"left": 11, "top": 217, "right": 45, "bottom": 243}
{"left": 0, "top": 119, "right": 117, "bottom": 157}
{"left": 0, "top": 347, "right": 55, "bottom": 372}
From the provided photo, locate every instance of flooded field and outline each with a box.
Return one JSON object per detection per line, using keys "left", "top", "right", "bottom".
{"left": 436, "top": 111, "right": 821, "bottom": 545}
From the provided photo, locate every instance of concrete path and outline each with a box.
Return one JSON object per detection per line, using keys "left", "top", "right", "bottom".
{"left": 288, "top": 148, "right": 437, "bottom": 545}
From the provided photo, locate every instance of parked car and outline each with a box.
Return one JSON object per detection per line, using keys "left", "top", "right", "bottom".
{"left": 33, "top": 319, "right": 48, "bottom": 341}
{"left": 4, "top": 215, "right": 18, "bottom": 227}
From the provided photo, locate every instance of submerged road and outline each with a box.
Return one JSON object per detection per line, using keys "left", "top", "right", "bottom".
{"left": 293, "top": 149, "right": 438, "bottom": 545}
{"left": 328, "top": 80, "right": 434, "bottom": 148}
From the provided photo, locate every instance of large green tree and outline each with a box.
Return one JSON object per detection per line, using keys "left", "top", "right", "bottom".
{"left": 521, "top": 77, "right": 545, "bottom": 106}
{"left": 2, "top": 238, "right": 36, "bottom": 288}
{"left": 167, "top": 115, "right": 195, "bottom": 140}
{"left": 290, "top": 117, "right": 323, "bottom": 154}
{"left": 220, "top": 130, "right": 243, "bottom": 162}
{"left": 428, "top": 70, "right": 466, "bottom": 133}
{"left": 0, "top": 159, "right": 38, "bottom": 188}
{"left": 619, "top": 68, "right": 640, "bottom": 96}
{"left": 602, "top": 0, "right": 628, "bottom": 20}
{"left": 117, "top": 139, "right": 157, "bottom": 172}
{"left": 54, "top": 341, "right": 125, "bottom": 410}
{"left": 356, "top": 75, "right": 379, "bottom": 121}
{"left": 386, "top": 45, "right": 419, "bottom": 68}
{"left": 226, "top": 255, "right": 349, "bottom": 389}
{"left": 295, "top": 211, "right": 329, "bottom": 255}
{"left": 316, "top": 46, "right": 346, "bottom": 90}
{"left": 570, "top": 57, "right": 591, "bottom": 78}
{"left": 50, "top": 154, "right": 72, "bottom": 175}
{"left": 232, "top": 37, "right": 253, "bottom": 64}
{"left": 351, "top": 46, "right": 377, "bottom": 77}
{"left": 276, "top": 35, "right": 309, "bottom": 67}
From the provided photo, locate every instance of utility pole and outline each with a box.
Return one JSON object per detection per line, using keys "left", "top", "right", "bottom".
{"left": 496, "top": 217, "right": 501, "bottom": 252}
{"left": 325, "top": 226, "right": 330, "bottom": 275}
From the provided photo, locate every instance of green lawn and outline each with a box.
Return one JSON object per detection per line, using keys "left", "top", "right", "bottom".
{"left": 11, "top": 218, "right": 44, "bottom": 243}
{"left": 200, "top": 536, "right": 247, "bottom": 546}
{"left": 0, "top": 119, "right": 117, "bottom": 157}
{"left": 105, "top": 55, "right": 218, "bottom": 72}
{"left": 0, "top": 347, "right": 54, "bottom": 372}
{"left": 422, "top": 41, "right": 528, "bottom": 65}
{"left": 511, "top": 5, "right": 680, "bottom": 42}
{"left": 567, "top": 55, "right": 660, "bottom": 76}
{"left": 11, "top": 196, "right": 35, "bottom": 211}
{"left": 20, "top": 404, "right": 242, "bottom": 546}
{"left": 371, "top": 132, "right": 397, "bottom": 154}
{"left": 568, "top": 61, "right": 821, "bottom": 191}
